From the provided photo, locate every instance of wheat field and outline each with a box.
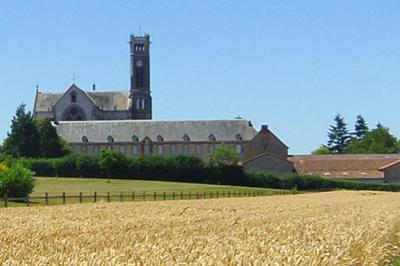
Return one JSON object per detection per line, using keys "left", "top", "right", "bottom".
{"left": 0, "top": 191, "right": 399, "bottom": 265}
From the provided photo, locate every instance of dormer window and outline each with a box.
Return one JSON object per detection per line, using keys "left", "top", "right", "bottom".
{"left": 81, "top": 136, "right": 89, "bottom": 143}
{"left": 235, "top": 134, "right": 243, "bottom": 142}
{"left": 208, "top": 134, "right": 216, "bottom": 142}
{"left": 107, "top": 135, "right": 114, "bottom": 143}
{"left": 70, "top": 91, "right": 77, "bottom": 103}
{"left": 157, "top": 135, "right": 164, "bottom": 142}
{"left": 183, "top": 134, "right": 190, "bottom": 142}
{"left": 132, "top": 135, "right": 139, "bottom": 143}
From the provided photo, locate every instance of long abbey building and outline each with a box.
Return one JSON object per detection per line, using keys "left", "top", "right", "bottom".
{"left": 33, "top": 34, "right": 293, "bottom": 175}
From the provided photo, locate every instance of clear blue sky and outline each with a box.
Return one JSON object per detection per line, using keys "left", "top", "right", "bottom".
{"left": 1, "top": 1, "right": 400, "bottom": 154}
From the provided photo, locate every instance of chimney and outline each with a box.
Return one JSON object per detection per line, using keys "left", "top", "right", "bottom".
{"left": 92, "top": 84, "right": 96, "bottom": 91}
{"left": 261, "top": 125, "right": 269, "bottom": 131}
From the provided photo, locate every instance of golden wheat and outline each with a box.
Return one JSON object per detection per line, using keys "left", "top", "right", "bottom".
{"left": 0, "top": 191, "right": 399, "bottom": 265}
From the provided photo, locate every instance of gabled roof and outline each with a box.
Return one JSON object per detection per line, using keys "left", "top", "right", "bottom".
{"left": 289, "top": 154, "right": 400, "bottom": 179}
{"left": 34, "top": 85, "right": 130, "bottom": 112}
{"left": 54, "top": 119, "right": 258, "bottom": 143}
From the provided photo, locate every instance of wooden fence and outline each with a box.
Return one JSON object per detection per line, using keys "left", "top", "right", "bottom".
{"left": 1, "top": 189, "right": 298, "bottom": 208}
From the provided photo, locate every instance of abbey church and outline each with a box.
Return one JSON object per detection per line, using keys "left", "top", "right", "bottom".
{"left": 33, "top": 34, "right": 293, "bottom": 175}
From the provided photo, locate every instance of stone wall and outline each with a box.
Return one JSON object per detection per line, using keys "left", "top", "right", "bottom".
{"left": 70, "top": 141, "right": 247, "bottom": 161}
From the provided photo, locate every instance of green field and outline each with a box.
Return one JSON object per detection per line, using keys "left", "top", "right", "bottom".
{"left": 31, "top": 177, "right": 272, "bottom": 196}
{"left": 0, "top": 177, "right": 293, "bottom": 207}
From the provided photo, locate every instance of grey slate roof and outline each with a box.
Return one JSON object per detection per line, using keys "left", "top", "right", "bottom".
{"left": 55, "top": 119, "right": 258, "bottom": 143}
{"left": 34, "top": 90, "right": 130, "bottom": 112}
{"left": 87, "top": 91, "right": 130, "bottom": 110}
{"left": 34, "top": 92, "right": 63, "bottom": 112}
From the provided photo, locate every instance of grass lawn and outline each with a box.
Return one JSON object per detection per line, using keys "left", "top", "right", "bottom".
{"left": 31, "top": 177, "right": 272, "bottom": 196}
{"left": 0, "top": 177, "right": 294, "bottom": 207}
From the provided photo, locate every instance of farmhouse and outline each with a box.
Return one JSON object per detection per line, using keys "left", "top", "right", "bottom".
{"left": 289, "top": 154, "right": 400, "bottom": 183}
{"left": 32, "top": 34, "right": 293, "bottom": 175}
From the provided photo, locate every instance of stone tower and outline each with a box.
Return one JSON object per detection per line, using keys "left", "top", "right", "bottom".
{"left": 129, "top": 34, "right": 152, "bottom": 119}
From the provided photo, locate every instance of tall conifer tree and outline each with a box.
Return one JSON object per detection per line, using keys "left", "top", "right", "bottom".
{"left": 3, "top": 104, "right": 40, "bottom": 157}
{"left": 354, "top": 115, "right": 369, "bottom": 140}
{"left": 327, "top": 114, "right": 350, "bottom": 153}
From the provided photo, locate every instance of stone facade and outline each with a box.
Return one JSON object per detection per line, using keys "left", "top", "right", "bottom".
{"left": 54, "top": 119, "right": 258, "bottom": 161}
{"left": 33, "top": 34, "right": 152, "bottom": 122}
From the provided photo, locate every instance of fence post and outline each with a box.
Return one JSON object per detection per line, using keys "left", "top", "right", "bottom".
{"left": 196, "top": 192, "right": 199, "bottom": 199}
{"left": 79, "top": 192, "right": 83, "bottom": 204}
{"left": 4, "top": 193, "right": 7, "bottom": 208}
{"left": 120, "top": 192, "right": 123, "bottom": 202}
{"left": 132, "top": 192, "right": 135, "bottom": 201}
{"left": 25, "top": 195, "right": 29, "bottom": 206}
{"left": 62, "top": 192, "right": 66, "bottom": 204}
{"left": 154, "top": 192, "right": 157, "bottom": 201}
{"left": 45, "top": 192, "right": 48, "bottom": 206}
{"left": 172, "top": 192, "right": 175, "bottom": 200}
{"left": 94, "top": 192, "right": 97, "bottom": 203}
{"left": 143, "top": 192, "right": 146, "bottom": 201}
{"left": 107, "top": 192, "right": 110, "bottom": 203}
{"left": 163, "top": 192, "right": 166, "bottom": 201}
{"left": 180, "top": 191, "right": 183, "bottom": 200}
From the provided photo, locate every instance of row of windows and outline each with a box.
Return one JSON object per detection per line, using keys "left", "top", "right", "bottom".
{"left": 133, "top": 43, "right": 146, "bottom": 52}
{"left": 135, "top": 98, "right": 146, "bottom": 110}
{"left": 82, "top": 133, "right": 243, "bottom": 143}
{"left": 80, "top": 143, "right": 242, "bottom": 155}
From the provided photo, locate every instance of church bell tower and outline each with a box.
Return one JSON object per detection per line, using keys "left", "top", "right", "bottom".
{"left": 129, "top": 34, "right": 152, "bottom": 119}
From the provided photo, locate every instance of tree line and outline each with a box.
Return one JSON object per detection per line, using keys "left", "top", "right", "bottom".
{"left": 314, "top": 114, "right": 400, "bottom": 154}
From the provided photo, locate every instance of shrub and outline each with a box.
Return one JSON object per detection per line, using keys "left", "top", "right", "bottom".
{"left": 0, "top": 164, "right": 35, "bottom": 197}
{"left": 29, "top": 158, "right": 54, "bottom": 177}
{"left": 57, "top": 154, "right": 79, "bottom": 177}
{"left": 75, "top": 155, "right": 100, "bottom": 178}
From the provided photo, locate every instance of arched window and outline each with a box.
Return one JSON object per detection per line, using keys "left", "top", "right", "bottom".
{"left": 182, "top": 134, "right": 190, "bottom": 142}
{"left": 143, "top": 137, "right": 151, "bottom": 155}
{"left": 107, "top": 135, "right": 114, "bottom": 143}
{"left": 208, "top": 134, "right": 216, "bottom": 142}
{"left": 235, "top": 133, "right": 243, "bottom": 142}
{"left": 141, "top": 98, "right": 145, "bottom": 109}
{"left": 70, "top": 91, "right": 77, "bottom": 103}
{"left": 136, "top": 98, "right": 140, "bottom": 110}
{"left": 81, "top": 136, "right": 89, "bottom": 143}
{"left": 62, "top": 105, "right": 86, "bottom": 121}
{"left": 132, "top": 135, "right": 139, "bottom": 143}
{"left": 157, "top": 135, "right": 164, "bottom": 142}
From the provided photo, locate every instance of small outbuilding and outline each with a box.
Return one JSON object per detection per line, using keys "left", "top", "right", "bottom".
{"left": 289, "top": 154, "right": 400, "bottom": 183}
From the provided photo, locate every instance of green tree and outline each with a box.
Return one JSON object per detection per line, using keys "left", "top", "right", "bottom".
{"left": 312, "top": 145, "right": 331, "bottom": 155}
{"left": 345, "top": 125, "right": 399, "bottom": 154}
{"left": 209, "top": 144, "right": 240, "bottom": 165}
{"left": 3, "top": 104, "right": 40, "bottom": 157}
{"left": 0, "top": 164, "right": 35, "bottom": 197}
{"left": 327, "top": 114, "right": 350, "bottom": 154}
{"left": 35, "top": 119, "right": 68, "bottom": 157}
{"left": 97, "top": 150, "right": 126, "bottom": 182}
{"left": 354, "top": 115, "right": 369, "bottom": 140}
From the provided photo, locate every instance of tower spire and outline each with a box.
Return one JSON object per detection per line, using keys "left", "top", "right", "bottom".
{"left": 129, "top": 33, "right": 152, "bottom": 120}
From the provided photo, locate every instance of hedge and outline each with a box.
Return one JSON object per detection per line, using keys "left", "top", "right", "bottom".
{"left": 9, "top": 151, "right": 400, "bottom": 192}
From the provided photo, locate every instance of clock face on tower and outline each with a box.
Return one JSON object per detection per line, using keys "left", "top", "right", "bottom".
{"left": 136, "top": 60, "right": 143, "bottom": 67}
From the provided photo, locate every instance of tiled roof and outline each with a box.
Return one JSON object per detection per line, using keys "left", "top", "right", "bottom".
{"left": 289, "top": 154, "right": 400, "bottom": 179}
{"left": 54, "top": 119, "right": 258, "bottom": 143}
{"left": 34, "top": 90, "right": 130, "bottom": 112}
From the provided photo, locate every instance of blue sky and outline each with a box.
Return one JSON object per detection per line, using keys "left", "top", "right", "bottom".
{"left": 1, "top": 1, "right": 400, "bottom": 154}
